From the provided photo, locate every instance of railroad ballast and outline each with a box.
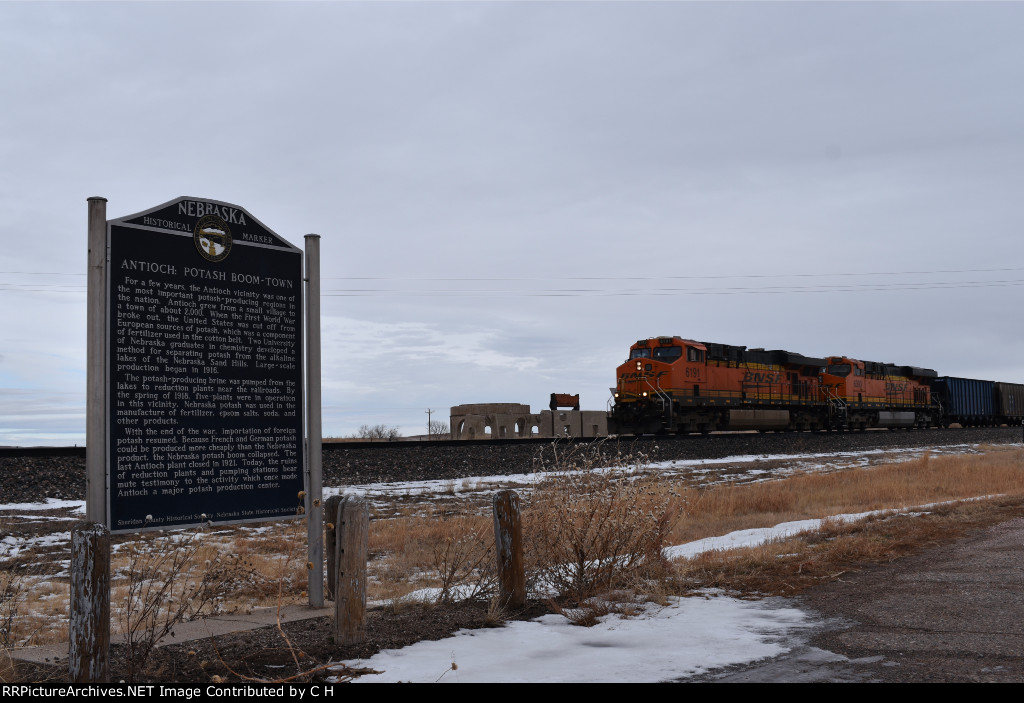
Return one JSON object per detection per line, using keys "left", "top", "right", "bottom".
{"left": 609, "top": 335, "right": 1023, "bottom": 435}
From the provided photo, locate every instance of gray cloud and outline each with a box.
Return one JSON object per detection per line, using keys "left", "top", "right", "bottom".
{"left": 2, "top": 2, "right": 1023, "bottom": 441}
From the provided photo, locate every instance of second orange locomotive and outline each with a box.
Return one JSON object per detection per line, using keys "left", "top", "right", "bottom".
{"left": 609, "top": 336, "right": 937, "bottom": 434}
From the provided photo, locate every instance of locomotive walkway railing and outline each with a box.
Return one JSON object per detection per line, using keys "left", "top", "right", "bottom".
{"left": 643, "top": 377, "right": 674, "bottom": 428}
{"left": 823, "top": 386, "right": 848, "bottom": 429}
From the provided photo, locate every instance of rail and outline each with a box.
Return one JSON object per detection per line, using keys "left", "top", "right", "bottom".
{"left": 5, "top": 426, "right": 1023, "bottom": 461}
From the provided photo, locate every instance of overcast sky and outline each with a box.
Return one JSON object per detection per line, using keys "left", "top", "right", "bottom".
{"left": 2, "top": 1, "right": 1023, "bottom": 445}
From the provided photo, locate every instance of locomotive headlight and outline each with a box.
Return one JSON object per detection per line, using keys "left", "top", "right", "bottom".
{"left": 642, "top": 391, "right": 648, "bottom": 397}
{"left": 636, "top": 361, "right": 642, "bottom": 372}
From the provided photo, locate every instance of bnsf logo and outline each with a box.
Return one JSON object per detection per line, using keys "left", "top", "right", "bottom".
{"left": 886, "top": 382, "right": 909, "bottom": 392}
{"left": 621, "top": 371, "right": 668, "bottom": 381}
{"left": 742, "top": 371, "right": 783, "bottom": 384}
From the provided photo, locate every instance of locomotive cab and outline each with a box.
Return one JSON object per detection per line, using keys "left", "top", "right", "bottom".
{"left": 819, "top": 357, "right": 863, "bottom": 400}
{"left": 616, "top": 337, "right": 696, "bottom": 397}
{"left": 611, "top": 336, "right": 829, "bottom": 435}
{"left": 819, "top": 356, "right": 935, "bottom": 429}
{"left": 611, "top": 336, "right": 707, "bottom": 433}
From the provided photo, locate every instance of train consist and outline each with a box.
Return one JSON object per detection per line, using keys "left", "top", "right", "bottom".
{"left": 609, "top": 336, "right": 1024, "bottom": 435}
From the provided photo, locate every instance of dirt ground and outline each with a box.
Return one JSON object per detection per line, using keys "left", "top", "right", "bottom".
{"left": 688, "top": 515, "right": 1024, "bottom": 683}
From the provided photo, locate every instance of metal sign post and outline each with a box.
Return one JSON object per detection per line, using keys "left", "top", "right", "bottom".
{"left": 304, "top": 234, "right": 323, "bottom": 607}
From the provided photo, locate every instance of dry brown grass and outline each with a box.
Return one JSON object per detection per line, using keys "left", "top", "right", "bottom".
{"left": 113, "top": 526, "right": 272, "bottom": 680}
{"left": 0, "top": 564, "right": 68, "bottom": 650}
{"left": 674, "top": 495, "right": 1024, "bottom": 596}
{"left": 666, "top": 447, "right": 1024, "bottom": 548}
{"left": 0, "top": 565, "right": 21, "bottom": 648}
{"left": 368, "top": 507, "right": 496, "bottom": 604}
{"left": 0, "top": 650, "right": 17, "bottom": 684}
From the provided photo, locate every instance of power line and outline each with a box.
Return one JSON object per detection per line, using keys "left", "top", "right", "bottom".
{"left": 4, "top": 281, "right": 1024, "bottom": 296}
{"left": 0, "top": 271, "right": 86, "bottom": 276}
{"left": 3, "top": 268, "right": 1024, "bottom": 297}
{"left": 320, "top": 279, "right": 1024, "bottom": 297}
{"left": 324, "top": 266, "right": 1024, "bottom": 281}
{"left": 4, "top": 265, "right": 1024, "bottom": 281}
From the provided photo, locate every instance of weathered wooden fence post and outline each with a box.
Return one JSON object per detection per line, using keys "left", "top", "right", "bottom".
{"left": 493, "top": 489, "right": 525, "bottom": 608}
{"left": 333, "top": 497, "right": 368, "bottom": 645}
{"left": 69, "top": 523, "right": 110, "bottom": 683}
{"left": 324, "top": 494, "right": 343, "bottom": 600}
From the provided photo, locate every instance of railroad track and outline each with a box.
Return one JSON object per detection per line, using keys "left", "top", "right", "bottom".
{"left": 0, "top": 427, "right": 1020, "bottom": 506}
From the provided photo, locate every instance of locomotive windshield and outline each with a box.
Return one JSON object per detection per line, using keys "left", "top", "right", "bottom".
{"left": 827, "top": 364, "right": 852, "bottom": 377}
{"left": 630, "top": 348, "right": 652, "bottom": 359}
{"left": 652, "top": 346, "right": 683, "bottom": 362}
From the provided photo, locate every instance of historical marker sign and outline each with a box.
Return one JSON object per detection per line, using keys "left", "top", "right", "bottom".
{"left": 107, "top": 197, "right": 305, "bottom": 532}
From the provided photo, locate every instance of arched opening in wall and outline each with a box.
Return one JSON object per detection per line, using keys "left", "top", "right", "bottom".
{"left": 515, "top": 420, "right": 523, "bottom": 436}
{"left": 457, "top": 420, "right": 465, "bottom": 438}
{"left": 531, "top": 425, "right": 539, "bottom": 436}
{"left": 499, "top": 425, "right": 507, "bottom": 438}
{"left": 562, "top": 425, "right": 571, "bottom": 436}
{"left": 484, "top": 425, "right": 492, "bottom": 437}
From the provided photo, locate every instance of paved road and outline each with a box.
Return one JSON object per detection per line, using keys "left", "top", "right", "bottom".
{"left": 698, "top": 517, "right": 1024, "bottom": 682}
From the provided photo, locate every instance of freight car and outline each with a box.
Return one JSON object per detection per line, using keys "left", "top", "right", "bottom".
{"left": 608, "top": 336, "right": 1023, "bottom": 435}
{"left": 930, "top": 378, "right": 1024, "bottom": 427}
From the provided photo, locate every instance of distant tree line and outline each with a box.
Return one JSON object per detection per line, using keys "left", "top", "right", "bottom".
{"left": 351, "top": 424, "right": 401, "bottom": 441}
{"left": 346, "top": 419, "right": 450, "bottom": 441}
{"left": 428, "top": 419, "right": 450, "bottom": 440}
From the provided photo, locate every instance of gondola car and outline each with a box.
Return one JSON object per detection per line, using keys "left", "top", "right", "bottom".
{"left": 930, "top": 377, "right": 1024, "bottom": 427}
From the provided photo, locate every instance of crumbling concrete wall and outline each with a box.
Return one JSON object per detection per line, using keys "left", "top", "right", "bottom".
{"left": 450, "top": 404, "right": 542, "bottom": 440}
{"left": 450, "top": 403, "right": 607, "bottom": 439}
{"left": 539, "top": 410, "right": 608, "bottom": 438}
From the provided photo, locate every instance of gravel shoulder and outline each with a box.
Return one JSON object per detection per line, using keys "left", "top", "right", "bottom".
{"left": 696, "top": 514, "right": 1024, "bottom": 682}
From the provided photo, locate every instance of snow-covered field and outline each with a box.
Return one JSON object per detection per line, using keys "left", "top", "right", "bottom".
{"left": 337, "top": 594, "right": 814, "bottom": 683}
{"left": 0, "top": 442, "right": 1007, "bottom": 682}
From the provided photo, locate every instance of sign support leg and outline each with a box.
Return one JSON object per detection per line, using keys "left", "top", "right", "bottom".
{"left": 86, "top": 196, "right": 107, "bottom": 525}
{"left": 75, "top": 197, "right": 110, "bottom": 681}
{"left": 305, "top": 234, "right": 323, "bottom": 607}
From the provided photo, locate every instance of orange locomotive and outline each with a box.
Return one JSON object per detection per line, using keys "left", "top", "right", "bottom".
{"left": 608, "top": 336, "right": 938, "bottom": 435}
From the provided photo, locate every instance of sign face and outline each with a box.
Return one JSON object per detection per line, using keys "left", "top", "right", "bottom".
{"left": 107, "top": 197, "right": 304, "bottom": 532}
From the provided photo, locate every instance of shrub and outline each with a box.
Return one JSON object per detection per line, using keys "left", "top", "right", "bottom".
{"left": 430, "top": 514, "right": 495, "bottom": 603}
{"left": 524, "top": 442, "right": 683, "bottom": 604}
{"left": 0, "top": 568, "right": 22, "bottom": 650}
{"left": 116, "top": 527, "right": 257, "bottom": 681}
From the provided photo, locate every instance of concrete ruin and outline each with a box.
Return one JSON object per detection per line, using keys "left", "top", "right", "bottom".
{"left": 449, "top": 403, "right": 608, "bottom": 440}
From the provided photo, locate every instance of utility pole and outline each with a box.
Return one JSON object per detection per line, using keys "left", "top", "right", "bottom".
{"left": 426, "top": 408, "right": 433, "bottom": 437}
